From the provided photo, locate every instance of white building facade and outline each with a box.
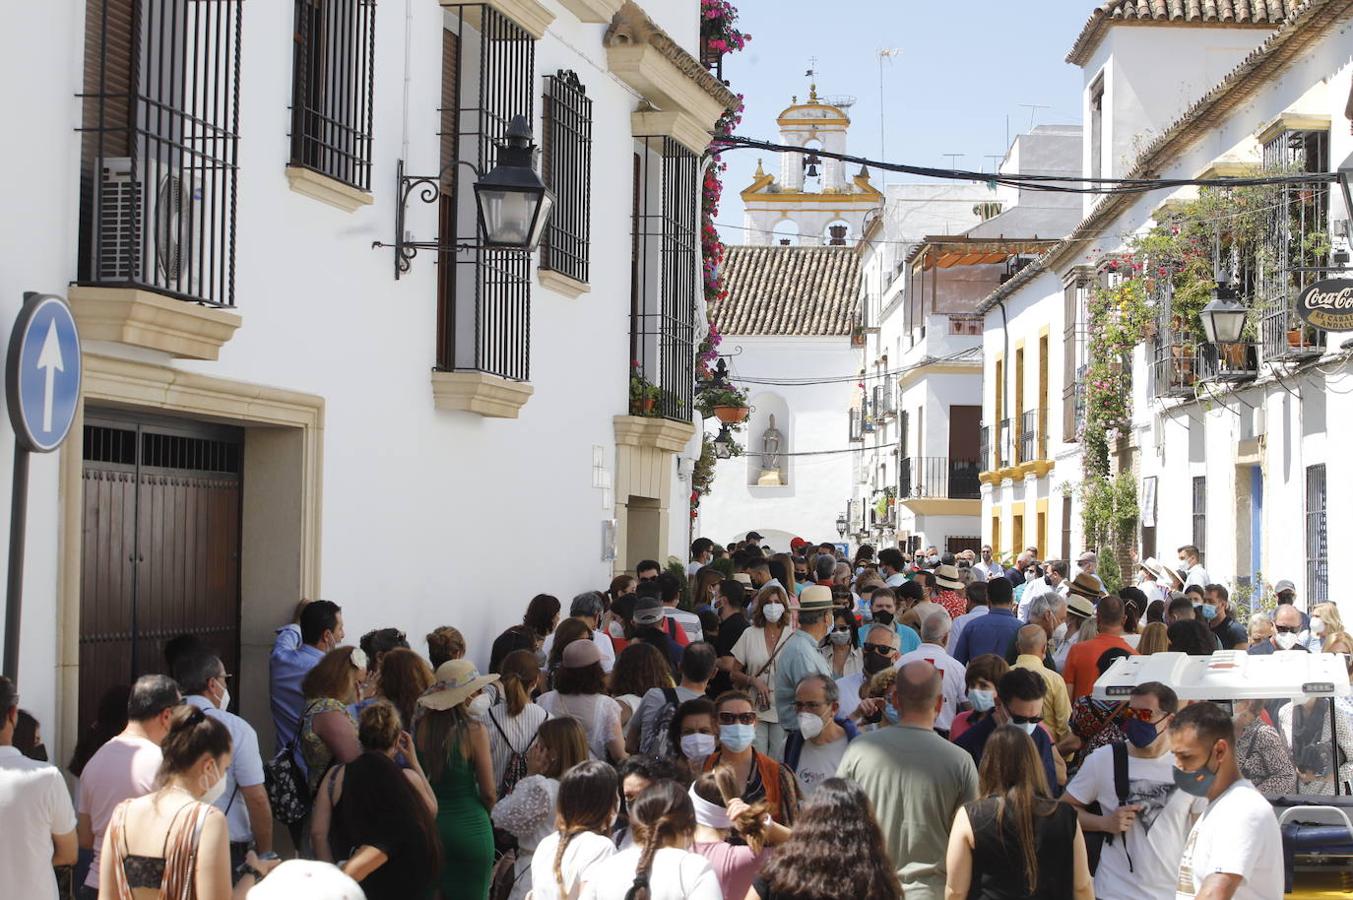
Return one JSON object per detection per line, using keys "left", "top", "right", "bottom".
{"left": 0, "top": 0, "right": 736, "bottom": 759}
{"left": 978, "top": 0, "right": 1353, "bottom": 608}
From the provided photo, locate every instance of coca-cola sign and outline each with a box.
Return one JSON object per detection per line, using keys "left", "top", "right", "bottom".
{"left": 1297, "top": 278, "right": 1353, "bottom": 332}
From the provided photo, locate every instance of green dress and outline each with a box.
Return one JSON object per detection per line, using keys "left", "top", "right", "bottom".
{"left": 422, "top": 742, "right": 493, "bottom": 900}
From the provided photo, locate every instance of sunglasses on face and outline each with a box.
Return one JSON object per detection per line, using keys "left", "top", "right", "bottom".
{"left": 1276, "top": 625, "right": 1302, "bottom": 634}
{"left": 1121, "top": 706, "right": 1166, "bottom": 723}
{"left": 638, "top": 574, "right": 658, "bottom": 582}
{"left": 1009, "top": 713, "right": 1042, "bottom": 725}
{"left": 795, "top": 570, "right": 809, "bottom": 579}
{"left": 862, "top": 642, "right": 894, "bottom": 655}
{"left": 718, "top": 711, "right": 758, "bottom": 726}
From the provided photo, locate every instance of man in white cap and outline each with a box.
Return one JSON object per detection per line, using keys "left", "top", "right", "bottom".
{"left": 772, "top": 585, "right": 835, "bottom": 741}
{"left": 243, "top": 860, "right": 363, "bottom": 899}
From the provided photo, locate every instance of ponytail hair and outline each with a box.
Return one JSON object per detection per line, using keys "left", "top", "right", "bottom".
{"left": 158, "top": 705, "right": 231, "bottom": 781}
{"left": 498, "top": 649, "right": 540, "bottom": 717}
{"left": 693, "top": 766, "right": 770, "bottom": 853}
{"left": 624, "top": 780, "right": 695, "bottom": 900}
{"left": 552, "top": 760, "right": 619, "bottom": 898}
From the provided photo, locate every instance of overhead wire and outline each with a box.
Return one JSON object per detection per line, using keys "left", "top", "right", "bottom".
{"left": 719, "top": 135, "right": 1341, "bottom": 195}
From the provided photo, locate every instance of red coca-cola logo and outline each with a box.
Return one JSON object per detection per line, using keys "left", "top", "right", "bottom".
{"left": 1297, "top": 278, "right": 1353, "bottom": 332}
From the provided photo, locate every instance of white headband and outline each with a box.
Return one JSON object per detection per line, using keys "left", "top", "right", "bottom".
{"left": 688, "top": 784, "right": 732, "bottom": 829}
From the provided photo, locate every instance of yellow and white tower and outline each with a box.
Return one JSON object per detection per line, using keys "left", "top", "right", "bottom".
{"left": 740, "top": 85, "right": 882, "bottom": 246}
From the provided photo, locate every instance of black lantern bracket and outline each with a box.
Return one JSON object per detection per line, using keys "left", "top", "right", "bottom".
{"left": 372, "top": 158, "right": 486, "bottom": 280}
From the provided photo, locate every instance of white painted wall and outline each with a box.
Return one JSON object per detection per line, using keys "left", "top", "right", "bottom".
{"left": 0, "top": 0, "right": 708, "bottom": 739}
{"left": 697, "top": 336, "right": 858, "bottom": 546}
{"left": 994, "top": 18, "right": 1353, "bottom": 602}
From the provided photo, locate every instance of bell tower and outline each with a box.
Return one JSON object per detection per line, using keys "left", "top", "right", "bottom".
{"left": 739, "top": 84, "right": 880, "bottom": 247}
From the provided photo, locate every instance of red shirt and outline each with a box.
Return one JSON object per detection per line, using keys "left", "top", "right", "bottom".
{"left": 934, "top": 589, "right": 967, "bottom": 620}
{"left": 1063, "top": 633, "right": 1136, "bottom": 700}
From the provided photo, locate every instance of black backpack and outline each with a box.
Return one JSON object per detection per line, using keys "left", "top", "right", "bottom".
{"left": 639, "top": 687, "right": 681, "bottom": 759}
{"left": 1084, "top": 741, "right": 1131, "bottom": 876}
{"left": 488, "top": 706, "right": 536, "bottom": 797}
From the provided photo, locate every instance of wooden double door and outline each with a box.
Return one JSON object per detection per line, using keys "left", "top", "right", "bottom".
{"left": 79, "top": 412, "right": 243, "bottom": 726}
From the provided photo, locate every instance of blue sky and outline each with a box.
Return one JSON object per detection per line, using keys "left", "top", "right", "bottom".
{"left": 717, "top": 0, "right": 1097, "bottom": 243}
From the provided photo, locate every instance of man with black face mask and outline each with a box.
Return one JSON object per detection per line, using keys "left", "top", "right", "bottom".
{"left": 1065, "top": 681, "right": 1200, "bottom": 900}
{"left": 837, "top": 624, "right": 897, "bottom": 723}
{"left": 870, "top": 587, "right": 920, "bottom": 653}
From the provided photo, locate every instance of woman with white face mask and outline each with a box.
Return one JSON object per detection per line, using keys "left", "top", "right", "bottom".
{"left": 100, "top": 705, "right": 282, "bottom": 898}
{"left": 696, "top": 693, "right": 801, "bottom": 828}
{"left": 820, "top": 607, "right": 862, "bottom": 678}
{"left": 728, "top": 585, "right": 794, "bottom": 758}
{"left": 415, "top": 659, "right": 503, "bottom": 900}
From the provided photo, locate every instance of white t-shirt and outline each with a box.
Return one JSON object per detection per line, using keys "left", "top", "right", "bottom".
{"left": 536, "top": 692, "right": 623, "bottom": 763}
{"left": 580, "top": 846, "right": 722, "bottom": 900}
{"left": 795, "top": 733, "right": 848, "bottom": 795}
{"left": 731, "top": 627, "right": 791, "bottom": 724}
{"left": 895, "top": 643, "right": 966, "bottom": 730}
{"left": 1066, "top": 745, "right": 1203, "bottom": 900}
{"left": 1175, "top": 780, "right": 1282, "bottom": 899}
{"left": 77, "top": 734, "right": 162, "bottom": 888}
{"left": 531, "top": 829, "right": 617, "bottom": 900}
{"left": 0, "top": 746, "right": 77, "bottom": 900}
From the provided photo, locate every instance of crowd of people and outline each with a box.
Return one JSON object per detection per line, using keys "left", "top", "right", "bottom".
{"left": 2, "top": 533, "right": 1349, "bottom": 898}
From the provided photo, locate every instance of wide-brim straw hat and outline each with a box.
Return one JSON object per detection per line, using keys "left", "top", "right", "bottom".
{"left": 1141, "top": 556, "right": 1180, "bottom": 587}
{"left": 418, "top": 660, "right": 499, "bottom": 711}
{"left": 1066, "top": 571, "right": 1108, "bottom": 601}
{"left": 1066, "top": 595, "right": 1096, "bottom": 619}
{"left": 934, "top": 564, "right": 963, "bottom": 591}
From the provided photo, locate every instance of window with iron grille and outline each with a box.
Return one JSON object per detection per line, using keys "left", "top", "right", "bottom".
{"left": 630, "top": 136, "right": 698, "bottom": 421}
{"left": 540, "top": 71, "right": 592, "bottom": 285}
{"left": 1306, "top": 463, "right": 1328, "bottom": 605}
{"left": 290, "top": 0, "right": 376, "bottom": 191}
{"left": 1062, "top": 276, "right": 1088, "bottom": 441}
{"left": 78, "top": 0, "right": 243, "bottom": 308}
{"left": 1258, "top": 129, "right": 1329, "bottom": 360}
{"left": 1191, "top": 476, "right": 1206, "bottom": 556}
{"left": 437, "top": 5, "right": 536, "bottom": 381}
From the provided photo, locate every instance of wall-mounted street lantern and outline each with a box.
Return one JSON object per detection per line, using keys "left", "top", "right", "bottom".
{"left": 713, "top": 424, "right": 735, "bottom": 459}
{"left": 374, "top": 115, "right": 554, "bottom": 278}
{"left": 836, "top": 513, "right": 848, "bottom": 538}
{"left": 1199, "top": 279, "right": 1246, "bottom": 345}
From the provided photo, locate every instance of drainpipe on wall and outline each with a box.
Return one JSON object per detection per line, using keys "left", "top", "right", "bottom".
{"left": 997, "top": 298, "right": 1010, "bottom": 466}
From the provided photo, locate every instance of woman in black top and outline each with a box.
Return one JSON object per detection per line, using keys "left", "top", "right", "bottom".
{"left": 945, "top": 725, "right": 1093, "bottom": 899}
{"left": 317, "top": 701, "right": 441, "bottom": 899}
{"left": 750, "top": 777, "right": 900, "bottom": 900}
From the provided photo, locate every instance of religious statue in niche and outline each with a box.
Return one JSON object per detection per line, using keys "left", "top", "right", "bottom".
{"left": 757, "top": 415, "right": 785, "bottom": 486}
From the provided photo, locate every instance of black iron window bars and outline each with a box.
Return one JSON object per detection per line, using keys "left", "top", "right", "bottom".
{"left": 630, "top": 136, "right": 699, "bottom": 422}
{"left": 77, "top": 0, "right": 243, "bottom": 308}
{"left": 540, "top": 70, "right": 593, "bottom": 285}
{"left": 290, "top": 0, "right": 376, "bottom": 192}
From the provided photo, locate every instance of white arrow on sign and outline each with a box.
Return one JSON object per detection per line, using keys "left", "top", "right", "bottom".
{"left": 36, "top": 319, "right": 65, "bottom": 433}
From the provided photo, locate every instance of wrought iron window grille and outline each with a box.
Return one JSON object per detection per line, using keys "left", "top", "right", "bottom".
{"left": 540, "top": 70, "right": 592, "bottom": 284}
{"left": 77, "top": 0, "right": 243, "bottom": 308}
{"left": 377, "top": 5, "right": 536, "bottom": 380}
{"left": 289, "top": 0, "right": 377, "bottom": 191}
{"left": 630, "top": 135, "right": 698, "bottom": 422}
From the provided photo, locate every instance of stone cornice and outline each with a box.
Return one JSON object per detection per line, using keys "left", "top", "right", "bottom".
{"left": 441, "top": 0, "right": 555, "bottom": 39}
{"left": 613, "top": 415, "right": 695, "bottom": 453}
{"left": 556, "top": 0, "right": 622, "bottom": 24}
{"left": 605, "top": 2, "right": 738, "bottom": 110}
{"left": 68, "top": 286, "right": 242, "bottom": 361}
{"left": 432, "top": 371, "right": 534, "bottom": 418}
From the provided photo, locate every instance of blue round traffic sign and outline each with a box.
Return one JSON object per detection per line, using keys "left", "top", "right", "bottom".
{"left": 6, "top": 293, "right": 82, "bottom": 453}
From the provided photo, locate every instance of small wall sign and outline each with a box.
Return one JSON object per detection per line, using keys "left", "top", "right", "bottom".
{"left": 1296, "top": 278, "right": 1353, "bottom": 332}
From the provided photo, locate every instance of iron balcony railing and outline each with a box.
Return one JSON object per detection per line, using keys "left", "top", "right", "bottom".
{"left": 78, "top": 0, "right": 244, "bottom": 308}
{"left": 899, "top": 457, "right": 981, "bottom": 501}
{"left": 1018, "top": 408, "right": 1047, "bottom": 463}
{"left": 290, "top": 0, "right": 377, "bottom": 191}
{"left": 1258, "top": 131, "right": 1330, "bottom": 362}
{"left": 979, "top": 425, "right": 990, "bottom": 472}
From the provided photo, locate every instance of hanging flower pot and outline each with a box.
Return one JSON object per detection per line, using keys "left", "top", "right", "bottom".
{"left": 713, "top": 404, "right": 748, "bottom": 424}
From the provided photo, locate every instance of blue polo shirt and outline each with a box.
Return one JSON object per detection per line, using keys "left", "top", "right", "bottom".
{"left": 952, "top": 607, "right": 1021, "bottom": 664}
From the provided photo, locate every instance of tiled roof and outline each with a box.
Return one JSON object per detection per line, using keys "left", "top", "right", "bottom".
{"left": 715, "top": 246, "right": 860, "bottom": 336}
{"left": 1066, "top": 0, "right": 1298, "bottom": 65}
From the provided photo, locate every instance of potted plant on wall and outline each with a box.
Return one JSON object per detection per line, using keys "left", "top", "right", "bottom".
{"left": 705, "top": 386, "right": 749, "bottom": 423}
{"left": 629, "top": 361, "right": 660, "bottom": 416}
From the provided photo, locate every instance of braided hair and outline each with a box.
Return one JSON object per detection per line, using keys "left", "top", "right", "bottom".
{"left": 552, "top": 760, "right": 618, "bottom": 898}
{"left": 624, "top": 780, "right": 695, "bottom": 900}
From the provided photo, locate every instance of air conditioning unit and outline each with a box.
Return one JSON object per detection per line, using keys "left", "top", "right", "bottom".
{"left": 97, "top": 157, "right": 206, "bottom": 298}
